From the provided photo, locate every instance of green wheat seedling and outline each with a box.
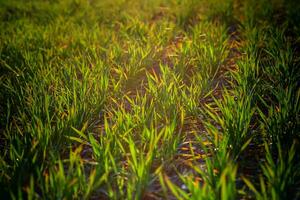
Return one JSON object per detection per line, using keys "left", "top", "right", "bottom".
{"left": 203, "top": 89, "right": 254, "bottom": 160}
{"left": 258, "top": 86, "right": 300, "bottom": 148}
{"left": 160, "top": 142, "right": 238, "bottom": 200}
{"left": 243, "top": 141, "right": 300, "bottom": 200}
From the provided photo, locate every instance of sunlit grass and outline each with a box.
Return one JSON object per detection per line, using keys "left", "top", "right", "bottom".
{"left": 0, "top": 0, "right": 299, "bottom": 199}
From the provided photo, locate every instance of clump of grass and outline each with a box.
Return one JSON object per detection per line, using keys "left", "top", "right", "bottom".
{"left": 1, "top": 0, "right": 300, "bottom": 199}
{"left": 243, "top": 141, "right": 300, "bottom": 200}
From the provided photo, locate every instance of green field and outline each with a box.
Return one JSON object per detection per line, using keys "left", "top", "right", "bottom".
{"left": 0, "top": 0, "right": 299, "bottom": 199}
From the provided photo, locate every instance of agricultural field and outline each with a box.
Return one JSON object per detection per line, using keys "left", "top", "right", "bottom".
{"left": 0, "top": 0, "right": 299, "bottom": 199}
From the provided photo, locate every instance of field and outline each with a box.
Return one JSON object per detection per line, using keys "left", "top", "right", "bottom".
{"left": 0, "top": 0, "right": 299, "bottom": 199}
